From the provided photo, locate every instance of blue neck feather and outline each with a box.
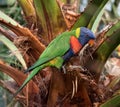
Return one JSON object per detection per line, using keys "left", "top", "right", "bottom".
{"left": 62, "top": 48, "right": 74, "bottom": 61}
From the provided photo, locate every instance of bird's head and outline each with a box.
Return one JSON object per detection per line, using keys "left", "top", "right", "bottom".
{"left": 76, "top": 27, "right": 95, "bottom": 47}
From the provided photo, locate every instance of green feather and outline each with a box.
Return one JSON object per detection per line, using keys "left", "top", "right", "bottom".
{"left": 13, "top": 29, "right": 77, "bottom": 97}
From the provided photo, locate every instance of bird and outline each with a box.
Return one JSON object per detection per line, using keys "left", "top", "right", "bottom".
{"left": 13, "top": 27, "right": 95, "bottom": 97}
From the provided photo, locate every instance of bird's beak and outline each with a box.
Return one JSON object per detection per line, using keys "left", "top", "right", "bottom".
{"left": 88, "top": 39, "right": 95, "bottom": 47}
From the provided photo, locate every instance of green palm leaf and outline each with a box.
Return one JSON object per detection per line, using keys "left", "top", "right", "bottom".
{"left": 0, "top": 35, "right": 27, "bottom": 69}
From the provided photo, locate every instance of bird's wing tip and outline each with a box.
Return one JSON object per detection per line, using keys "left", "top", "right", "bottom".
{"left": 24, "top": 69, "right": 29, "bottom": 74}
{"left": 24, "top": 67, "right": 32, "bottom": 73}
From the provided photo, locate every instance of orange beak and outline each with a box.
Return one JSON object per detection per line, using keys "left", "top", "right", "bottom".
{"left": 88, "top": 39, "right": 95, "bottom": 47}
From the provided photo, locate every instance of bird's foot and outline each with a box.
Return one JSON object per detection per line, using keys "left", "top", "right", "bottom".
{"left": 62, "top": 65, "right": 67, "bottom": 74}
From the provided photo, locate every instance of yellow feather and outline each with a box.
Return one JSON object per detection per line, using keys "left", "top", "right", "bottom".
{"left": 76, "top": 28, "right": 80, "bottom": 38}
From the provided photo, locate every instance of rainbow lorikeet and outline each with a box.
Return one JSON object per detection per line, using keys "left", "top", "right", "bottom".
{"left": 13, "top": 27, "right": 95, "bottom": 97}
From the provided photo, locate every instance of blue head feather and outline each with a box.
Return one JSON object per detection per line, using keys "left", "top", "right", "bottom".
{"left": 78, "top": 27, "right": 95, "bottom": 46}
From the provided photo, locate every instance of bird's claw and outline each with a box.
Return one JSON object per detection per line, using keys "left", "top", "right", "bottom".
{"left": 62, "top": 65, "right": 67, "bottom": 74}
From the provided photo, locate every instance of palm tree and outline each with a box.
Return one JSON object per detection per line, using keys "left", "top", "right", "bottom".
{"left": 0, "top": 0, "right": 120, "bottom": 107}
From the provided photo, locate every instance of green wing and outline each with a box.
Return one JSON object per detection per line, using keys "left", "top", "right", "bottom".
{"left": 26, "top": 30, "right": 76, "bottom": 71}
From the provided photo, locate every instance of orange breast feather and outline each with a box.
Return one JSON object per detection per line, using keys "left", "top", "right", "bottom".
{"left": 70, "top": 36, "right": 82, "bottom": 54}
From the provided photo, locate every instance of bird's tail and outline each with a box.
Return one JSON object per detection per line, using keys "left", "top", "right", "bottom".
{"left": 13, "top": 63, "right": 47, "bottom": 98}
